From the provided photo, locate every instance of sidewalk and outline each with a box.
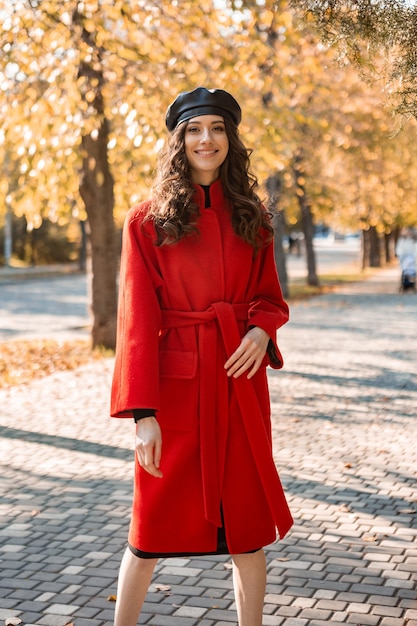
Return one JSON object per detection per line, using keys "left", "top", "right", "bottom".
{"left": 0, "top": 263, "right": 82, "bottom": 281}
{"left": 0, "top": 267, "right": 416, "bottom": 625}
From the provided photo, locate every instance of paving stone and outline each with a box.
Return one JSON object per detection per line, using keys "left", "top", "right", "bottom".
{"left": 316, "top": 599, "right": 347, "bottom": 611}
{"left": 406, "top": 610, "right": 417, "bottom": 620}
{"left": 371, "top": 605, "right": 403, "bottom": 618}
{"left": 347, "top": 602, "right": 372, "bottom": 614}
{"left": 397, "top": 589, "right": 417, "bottom": 599}
{"left": 299, "top": 607, "right": 332, "bottom": 620}
{"left": 347, "top": 614, "right": 381, "bottom": 625}
{"left": 263, "top": 616, "right": 285, "bottom": 625}
{"left": 265, "top": 593, "right": 294, "bottom": 606}
{"left": 36, "top": 616, "right": 75, "bottom": 626}
{"left": 398, "top": 598, "right": 415, "bottom": 609}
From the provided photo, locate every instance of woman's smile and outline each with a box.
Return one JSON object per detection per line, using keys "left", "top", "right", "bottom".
{"left": 195, "top": 149, "right": 218, "bottom": 156}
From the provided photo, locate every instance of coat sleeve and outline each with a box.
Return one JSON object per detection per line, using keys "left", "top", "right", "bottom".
{"left": 110, "top": 207, "right": 163, "bottom": 418}
{"left": 247, "top": 237, "right": 289, "bottom": 369}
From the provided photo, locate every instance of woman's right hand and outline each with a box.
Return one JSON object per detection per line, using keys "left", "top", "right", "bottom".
{"left": 135, "top": 417, "right": 163, "bottom": 478}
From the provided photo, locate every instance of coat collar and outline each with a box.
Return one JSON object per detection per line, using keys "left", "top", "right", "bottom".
{"left": 193, "top": 178, "right": 226, "bottom": 209}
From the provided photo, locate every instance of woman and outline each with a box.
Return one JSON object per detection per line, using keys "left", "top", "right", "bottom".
{"left": 110, "top": 87, "right": 293, "bottom": 626}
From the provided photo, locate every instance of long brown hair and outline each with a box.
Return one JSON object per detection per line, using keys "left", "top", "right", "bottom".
{"left": 147, "top": 118, "right": 273, "bottom": 248}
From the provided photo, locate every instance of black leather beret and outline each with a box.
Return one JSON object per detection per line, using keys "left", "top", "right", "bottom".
{"left": 165, "top": 87, "right": 242, "bottom": 131}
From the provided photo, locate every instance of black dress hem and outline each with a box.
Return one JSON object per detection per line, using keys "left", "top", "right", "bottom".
{"left": 128, "top": 542, "right": 261, "bottom": 559}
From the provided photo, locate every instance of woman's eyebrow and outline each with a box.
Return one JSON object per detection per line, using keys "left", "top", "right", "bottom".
{"left": 188, "top": 119, "right": 225, "bottom": 125}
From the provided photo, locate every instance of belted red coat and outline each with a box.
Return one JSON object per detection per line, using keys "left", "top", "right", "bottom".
{"left": 110, "top": 179, "right": 293, "bottom": 555}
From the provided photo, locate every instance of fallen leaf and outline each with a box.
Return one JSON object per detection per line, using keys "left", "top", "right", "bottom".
{"left": 363, "top": 534, "right": 378, "bottom": 542}
{"left": 339, "top": 504, "right": 351, "bottom": 512}
{"left": 5, "top": 618, "right": 22, "bottom": 626}
{"left": 223, "top": 563, "right": 233, "bottom": 569}
{"left": 344, "top": 463, "right": 352, "bottom": 468}
{"left": 0, "top": 339, "right": 104, "bottom": 389}
{"left": 154, "top": 584, "right": 171, "bottom": 592}
{"left": 107, "top": 594, "right": 117, "bottom": 602}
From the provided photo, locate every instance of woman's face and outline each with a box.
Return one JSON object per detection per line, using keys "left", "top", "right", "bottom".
{"left": 184, "top": 115, "right": 229, "bottom": 185}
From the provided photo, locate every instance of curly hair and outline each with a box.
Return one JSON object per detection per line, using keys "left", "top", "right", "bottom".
{"left": 147, "top": 118, "right": 273, "bottom": 249}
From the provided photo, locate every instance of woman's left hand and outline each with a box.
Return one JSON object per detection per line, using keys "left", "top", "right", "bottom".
{"left": 224, "top": 326, "right": 269, "bottom": 379}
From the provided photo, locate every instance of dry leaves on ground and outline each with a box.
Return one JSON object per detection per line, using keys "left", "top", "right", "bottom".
{"left": 0, "top": 339, "right": 104, "bottom": 388}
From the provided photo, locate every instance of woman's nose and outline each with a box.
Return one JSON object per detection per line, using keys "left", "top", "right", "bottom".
{"left": 200, "top": 128, "right": 212, "bottom": 141}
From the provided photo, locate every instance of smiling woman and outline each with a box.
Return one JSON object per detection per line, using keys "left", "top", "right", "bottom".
{"left": 110, "top": 87, "right": 292, "bottom": 626}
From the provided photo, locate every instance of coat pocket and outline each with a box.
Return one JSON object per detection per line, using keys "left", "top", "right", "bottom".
{"left": 158, "top": 350, "right": 198, "bottom": 431}
{"left": 160, "top": 349, "right": 197, "bottom": 379}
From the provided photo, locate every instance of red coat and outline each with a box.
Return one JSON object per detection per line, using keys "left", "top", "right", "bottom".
{"left": 111, "top": 179, "right": 293, "bottom": 554}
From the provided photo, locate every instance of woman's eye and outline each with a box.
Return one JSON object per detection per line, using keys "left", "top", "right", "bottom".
{"left": 213, "top": 126, "right": 225, "bottom": 132}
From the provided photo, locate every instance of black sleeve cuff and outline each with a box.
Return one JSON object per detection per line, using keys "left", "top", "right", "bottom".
{"left": 133, "top": 409, "right": 156, "bottom": 423}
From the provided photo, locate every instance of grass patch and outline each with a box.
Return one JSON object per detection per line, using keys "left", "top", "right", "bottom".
{"left": 0, "top": 338, "right": 105, "bottom": 389}
{"left": 288, "top": 268, "right": 377, "bottom": 300}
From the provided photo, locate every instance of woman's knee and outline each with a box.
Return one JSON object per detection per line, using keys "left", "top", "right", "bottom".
{"left": 129, "top": 551, "right": 158, "bottom": 571}
{"left": 232, "top": 548, "right": 265, "bottom": 564}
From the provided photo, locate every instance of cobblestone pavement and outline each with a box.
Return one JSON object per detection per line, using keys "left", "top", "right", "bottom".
{"left": 0, "top": 266, "right": 416, "bottom": 626}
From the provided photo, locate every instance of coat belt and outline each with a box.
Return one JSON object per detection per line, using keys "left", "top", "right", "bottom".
{"left": 161, "top": 302, "right": 293, "bottom": 539}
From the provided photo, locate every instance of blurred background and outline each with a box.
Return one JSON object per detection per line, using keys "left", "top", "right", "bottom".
{"left": 1, "top": 0, "right": 416, "bottom": 349}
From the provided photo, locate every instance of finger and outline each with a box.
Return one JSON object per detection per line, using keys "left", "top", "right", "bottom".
{"left": 154, "top": 438, "right": 162, "bottom": 469}
{"left": 229, "top": 354, "right": 258, "bottom": 378}
{"left": 136, "top": 442, "right": 163, "bottom": 478}
{"left": 225, "top": 340, "right": 259, "bottom": 373}
{"left": 227, "top": 343, "right": 265, "bottom": 376}
{"left": 246, "top": 356, "right": 263, "bottom": 379}
{"left": 226, "top": 353, "right": 252, "bottom": 377}
{"left": 147, "top": 465, "right": 163, "bottom": 478}
{"left": 143, "top": 444, "right": 163, "bottom": 477}
{"left": 142, "top": 458, "right": 163, "bottom": 478}
{"left": 224, "top": 344, "right": 246, "bottom": 370}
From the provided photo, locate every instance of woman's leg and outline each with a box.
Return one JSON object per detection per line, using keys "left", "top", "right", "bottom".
{"left": 114, "top": 547, "right": 158, "bottom": 626}
{"left": 231, "top": 549, "right": 266, "bottom": 626}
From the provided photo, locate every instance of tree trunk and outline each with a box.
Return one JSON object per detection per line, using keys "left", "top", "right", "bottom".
{"left": 361, "top": 228, "right": 369, "bottom": 270}
{"left": 77, "top": 11, "right": 118, "bottom": 350}
{"left": 292, "top": 149, "right": 319, "bottom": 287}
{"left": 78, "top": 219, "right": 88, "bottom": 272}
{"left": 273, "top": 213, "right": 289, "bottom": 299}
{"left": 384, "top": 231, "right": 394, "bottom": 264}
{"left": 79, "top": 116, "right": 117, "bottom": 350}
{"left": 368, "top": 225, "right": 381, "bottom": 267}
{"left": 4, "top": 202, "right": 12, "bottom": 266}
{"left": 265, "top": 174, "right": 289, "bottom": 298}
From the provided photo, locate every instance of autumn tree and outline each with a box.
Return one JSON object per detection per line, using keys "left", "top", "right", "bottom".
{"left": 289, "top": 0, "right": 417, "bottom": 117}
